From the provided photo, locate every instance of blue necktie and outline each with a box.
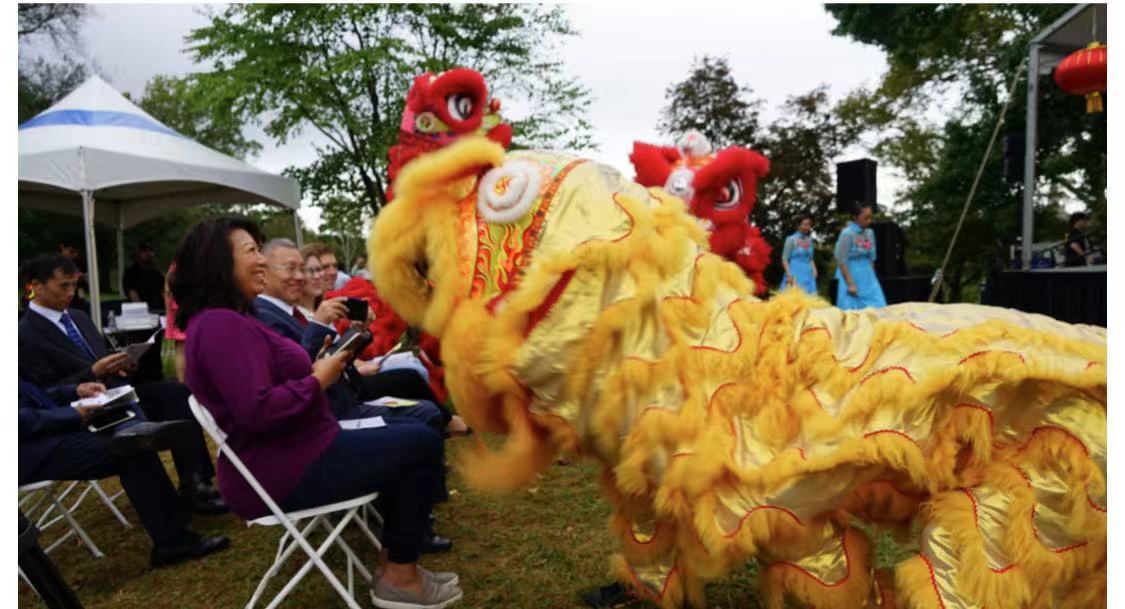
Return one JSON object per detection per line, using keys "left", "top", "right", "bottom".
{"left": 59, "top": 312, "right": 96, "bottom": 359}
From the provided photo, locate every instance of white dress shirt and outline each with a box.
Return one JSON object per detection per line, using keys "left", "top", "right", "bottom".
{"left": 257, "top": 294, "right": 333, "bottom": 330}
{"left": 28, "top": 302, "right": 73, "bottom": 338}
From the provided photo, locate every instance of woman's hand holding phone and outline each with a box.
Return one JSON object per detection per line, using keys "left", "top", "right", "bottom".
{"left": 312, "top": 335, "right": 353, "bottom": 390}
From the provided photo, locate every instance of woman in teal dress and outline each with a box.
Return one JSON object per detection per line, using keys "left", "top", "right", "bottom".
{"left": 834, "top": 204, "right": 886, "bottom": 309}
{"left": 781, "top": 215, "right": 818, "bottom": 294}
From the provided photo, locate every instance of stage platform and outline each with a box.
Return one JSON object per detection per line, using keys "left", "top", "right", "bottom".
{"left": 982, "top": 266, "right": 1106, "bottom": 327}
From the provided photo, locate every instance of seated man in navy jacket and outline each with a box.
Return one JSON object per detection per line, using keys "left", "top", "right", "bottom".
{"left": 255, "top": 238, "right": 453, "bottom": 553}
{"left": 254, "top": 239, "right": 448, "bottom": 428}
{"left": 18, "top": 254, "right": 225, "bottom": 514}
{"left": 18, "top": 378, "right": 229, "bottom": 567}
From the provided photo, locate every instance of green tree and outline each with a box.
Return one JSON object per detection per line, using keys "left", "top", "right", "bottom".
{"left": 657, "top": 56, "right": 762, "bottom": 149}
{"left": 18, "top": 4, "right": 90, "bottom": 122}
{"left": 656, "top": 56, "right": 858, "bottom": 288}
{"left": 826, "top": 4, "right": 1106, "bottom": 301}
{"left": 755, "top": 87, "right": 858, "bottom": 288}
{"left": 316, "top": 195, "right": 371, "bottom": 267}
{"left": 18, "top": 4, "right": 87, "bottom": 41}
{"left": 135, "top": 75, "right": 261, "bottom": 159}
{"left": 187, "top": 4, "right": 595, "bottom": 218}
{"left": 19, "top": 4, "right": 95, "bottom": 284}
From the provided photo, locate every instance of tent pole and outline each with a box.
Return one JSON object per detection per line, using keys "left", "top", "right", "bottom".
{"left": 293, "top": 209, "right": 304, "bottom": 248}
{"left": 1021, "top": 44, "right": 1040, "bottom": 270}
{"left": 117, "top": 206, "right": 125, "bottom": 297}
{"left": 81, "top": 191, "right": 103, "bottom": 332}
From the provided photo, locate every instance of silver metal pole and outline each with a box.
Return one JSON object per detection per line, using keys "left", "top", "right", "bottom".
{"left": 1021, "top": 44, "right": 1040, "bottom": 270}
{"left": 293, "top": 209, "right": 304, "bottom": 248}
{"left": 116, "top": 205, "right": 125, "bottom": 297}
{"left": 81, "top": 191, "right": 102, "bottom": 331}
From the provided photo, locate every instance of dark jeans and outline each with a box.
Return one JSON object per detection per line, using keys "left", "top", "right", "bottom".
{"left": 279, "top": 423, "right": 444, "bottom": 564}
{"left": 132, "top": 380, "right": 216, "bottom": 484}
{"left": 24, "top": 428, "right": 188, "bottom": 547}
{"left": 350, "top": 369, "right": 452, "bottom": 425}
{"left": 340, "top": 400, "right": 445, "bottom": 433}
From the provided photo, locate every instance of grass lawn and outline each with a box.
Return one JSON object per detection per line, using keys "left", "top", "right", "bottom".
{"left": 20, "top": 434, "right": 908, "bottom": 609}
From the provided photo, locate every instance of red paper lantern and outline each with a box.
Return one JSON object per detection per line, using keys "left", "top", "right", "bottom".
{"left": 1054, "top": 42, "right": 1107, "bottom": 113}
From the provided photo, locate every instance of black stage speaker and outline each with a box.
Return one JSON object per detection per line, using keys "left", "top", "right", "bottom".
{"left": 871, "top": 221, "right": 907, "bottom": 277}
{"left": 836, "top": 158, "right": 877, "bottom": 214}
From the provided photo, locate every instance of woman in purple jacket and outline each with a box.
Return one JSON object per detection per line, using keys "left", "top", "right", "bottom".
{"left": 172, "top": 217, "right": 462, "bottom": 609}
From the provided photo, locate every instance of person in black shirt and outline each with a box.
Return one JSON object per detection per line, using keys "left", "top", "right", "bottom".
{"left": 123, "top": 243, "right": 166, "bottom": 311}
{"left": 1064, "top": 212, "right": 1094, "bottom": 267}
{"left": 58, "top": 242, "right": 91, "bottom": 315}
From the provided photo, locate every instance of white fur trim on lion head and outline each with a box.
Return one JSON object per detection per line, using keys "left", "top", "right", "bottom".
{"left": 477, "top": 160, "right": 544, "bottom": 224}
{"left": 677, "top": 130, "right": 712, "bottom": 159}
{"left": 664, "top": 167, "right": 696, "bottom": 203}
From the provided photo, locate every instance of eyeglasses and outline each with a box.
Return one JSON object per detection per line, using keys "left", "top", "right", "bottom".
{"left": 268, "top": 263, "right": 306, "bottom": 276}
{"left": 305, "top": 266, "right": 324, "bottom": 276}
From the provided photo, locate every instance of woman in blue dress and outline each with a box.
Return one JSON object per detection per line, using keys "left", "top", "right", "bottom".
{"left": 834, "top": 204, "right": 886, "bottom": 309}
{"left": 781, "top": 215, "right": 818, "bottom": 294}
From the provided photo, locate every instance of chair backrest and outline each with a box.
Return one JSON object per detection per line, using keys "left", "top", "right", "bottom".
{"left": 187, "top": 395, "right": 292, "bottom": 522}
{"left": 187, "top": 395, "right": 228, "bottom": 444}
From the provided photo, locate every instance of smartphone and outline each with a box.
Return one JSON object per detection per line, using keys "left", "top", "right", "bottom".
{"left": 323, "top": 328, "right": 373, "bottom": 359}
{"left": 345, "top": 297, "right": 369, "bottom": 321}
{"left": 86, "top": 406, "right": 137, "bottom": 433}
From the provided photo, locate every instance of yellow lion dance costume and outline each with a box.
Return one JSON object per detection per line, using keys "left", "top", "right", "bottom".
{"left": 370, "top": 137, "right": 1106, "bottom": 609}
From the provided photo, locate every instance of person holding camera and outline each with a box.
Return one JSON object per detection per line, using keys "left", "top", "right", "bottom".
{"left": 173, "top": 218, "right": 462, "bottom": 608}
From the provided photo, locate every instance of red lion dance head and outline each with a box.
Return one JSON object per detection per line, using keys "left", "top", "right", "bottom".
{"left": 386, "top": 68, "right": 513, "bottom": 199}
{"left": 350, "top": 68, "right": 515, "bottom": 402}
{"left": 629, "top": 132, "right": 772, "bottom": 294}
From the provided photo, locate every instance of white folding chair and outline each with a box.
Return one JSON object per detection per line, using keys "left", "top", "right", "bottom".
{"left": 30, "top": 479, "right": 131, "bottom": 533}
{"left": 188, "top": 396, "right": 383, "bottom": 609}
{"left": 18, "top": 480, "right": 108, "bottom": 559}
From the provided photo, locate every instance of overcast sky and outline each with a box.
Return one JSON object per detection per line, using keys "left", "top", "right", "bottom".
{"left": 39, "top": 2, "right": 899, "bottom": 229}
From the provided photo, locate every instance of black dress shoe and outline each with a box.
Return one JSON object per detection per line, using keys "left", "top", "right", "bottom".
{"left": 151, "top": 532, "right": 230, "bottom": 568}
{"left": 179, "top": 489, "right": 229, "bottom": 516}
{"left": 181, "top": 473, "right": 222, "bottom": 500}
{"left": 110, "top": 420, "right": 195, "bottom": 457}
{"left": 580, "top": 583, "right": 634, "bottom": 608}
{"left": 179, "top": 476, "right": 228, "bottom": 516}
{"left": 421, "top": 532, "right": 453, "bottom": 554}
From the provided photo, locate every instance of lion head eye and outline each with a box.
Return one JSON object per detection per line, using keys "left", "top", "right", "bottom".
{"left": 714, "top": 178, "right": 742, "bottom": 211}
{"left": 447, "top": 94, "right": 475, "bottom": 121}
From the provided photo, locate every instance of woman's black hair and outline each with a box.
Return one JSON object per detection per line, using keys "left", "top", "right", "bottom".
{"left": 1069, "top": 212, "right": 1090, "bottom": 229}
{"left": 171, "top": 216, "right": 265, "bottom": 330}
{"left": 852, "top": 204, "right": 874, "bottom": 218}
{"left": 798, "top": 214, "right": 814, "bottom": 226}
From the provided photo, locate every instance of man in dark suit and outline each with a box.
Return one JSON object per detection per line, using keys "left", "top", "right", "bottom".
{"left": 254, "top": 239, "right": 448, "bottom": 427}
{"left": 254, "top": 238, "right": 346, "bottom": 362}
{"left": 18, "top": 254, "right": 225, "bottom": 514}
{"left": 19, "top": 378, "right": 230, "bottom": 567}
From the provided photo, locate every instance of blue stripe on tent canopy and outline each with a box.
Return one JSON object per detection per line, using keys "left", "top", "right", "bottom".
{"left": 18, "top": 110, "right": 184, "bottom": 138}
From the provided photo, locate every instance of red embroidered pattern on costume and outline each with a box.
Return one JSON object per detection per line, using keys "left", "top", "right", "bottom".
{"left": 466, "top": 159, "right": 586, "bottom": 300}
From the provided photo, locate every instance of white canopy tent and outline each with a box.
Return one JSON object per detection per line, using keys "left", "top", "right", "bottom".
{"left": 19, "top": 75, "right": 303, "bottom": 328}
